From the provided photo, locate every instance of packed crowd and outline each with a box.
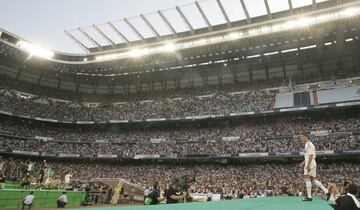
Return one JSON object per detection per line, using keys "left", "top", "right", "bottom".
{"left": 0, "top": 115, "right": 360, "bottom": 156}
{"left": 1, "top": 114, "right": 360, "bottom": 143}
{"left": 0, "top": 89, "right": 275, "bottom": 121}
{"left": 1, "top": 134, "right": 359, "bottom": 156}
{"left": 1, "top": 158, "right": 359, "bottom": 198}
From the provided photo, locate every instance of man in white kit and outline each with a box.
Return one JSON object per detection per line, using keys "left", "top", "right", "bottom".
{"left": 22, "top": 191, "right": 35, "bottom": 209}
{"left": 299, "top": 133, "right": 330, "bottom": 201}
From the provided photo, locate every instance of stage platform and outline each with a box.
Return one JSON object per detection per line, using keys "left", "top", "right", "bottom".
{"left": 70, "top": 196, "right": 334, "bottom": 210}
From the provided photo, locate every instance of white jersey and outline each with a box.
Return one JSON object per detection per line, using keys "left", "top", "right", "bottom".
{"left": 24, "top": 194, "right": 35, "bottom": 205}
{"left": 27, "top": 163, "right": 33, "bottom": 172}
{"left": 144, "top": 189, "right": 150, "bottom": 196}
{"left": 304, "top": 141, "right": 316, "bottom": 167}
{"left": 64, "top": 174, "right": 72, "bottom": 184}
{"left": 58, "top": 194, "right": 67, "bottom": 203}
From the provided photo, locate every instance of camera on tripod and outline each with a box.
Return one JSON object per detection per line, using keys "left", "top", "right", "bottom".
{"left": 173, "top": 176, "right": 196, "bottom": 192}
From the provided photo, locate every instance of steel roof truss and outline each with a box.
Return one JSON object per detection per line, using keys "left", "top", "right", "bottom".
{"left": 124, "top": 18, "right": 145, "bottom": 40}
{"left": 217, "top": 0, "right": 231, "bottom": 27}
{"left": 158, "top": 10, "right": 177, "bottom": 35}
{"left": 64, "top": 30, "right": 90, "bottom": 53}
{"left": 107, "top": 21, "right": 130, "bottom": 43}
{"left": 78, "top": 27, "right": 102, "bottom": 48}
{"left": 240, "top": 0, "right": 251, "bottom": 24}
{"left": 140, "top": 14, "right": 161, "bottom": 37}
{"left": 195, "top": 1, "right": 212, "bottom": 31}
{"left": 176, "top": 6, "right": 195, "bottom": 33}
{"left": 93, "top": 24, "right": 115, "bottom": 46}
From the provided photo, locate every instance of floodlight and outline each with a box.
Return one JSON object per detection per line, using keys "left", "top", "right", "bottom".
{"left": 17, "top": 40, "right": 54, "bottom": 59}
{"left": 248, "top": 29, "right": 258, "bottom": 35}
{"left": 228, "top": 32, "right": 240, "bottom": 40}
{"left": 164, "top": 43, "right": 176, "bottom": 52}
{"left": 128, "top": 48, "right": 150, "bottom": 58}
{"left": 283, "top": 21, "right": 296, "bottom": 29}
{"left": 142, "top": 48, "right": 150, "bottom": 55}
{"left": 297, "top": 17, "right": 313, "bottom": 27}
{"left": 260, "top": 26, "right": 271, "bottom": 33}
{"left": 342, "top": 8, "right": 360, "bottom": 17}
{"left": 129, "top": 49, "right": 141, "bottom": 57}
{"left": 271, "top": 24, "right": 282, "bottom": 32}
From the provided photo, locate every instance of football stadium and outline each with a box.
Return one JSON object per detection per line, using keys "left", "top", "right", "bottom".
{"left": 0, "top": 0, "right": 360, "bottom": 209}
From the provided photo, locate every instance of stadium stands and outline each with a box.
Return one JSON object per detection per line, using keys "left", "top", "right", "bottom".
{"left": 1, "top": 0, "right": 360, "bottom": 208}
{"left": 0, "top": 109, "right": 360, "bottom": 156}
{"left": 0, "top": 88, "right": 275, "bottom": 121}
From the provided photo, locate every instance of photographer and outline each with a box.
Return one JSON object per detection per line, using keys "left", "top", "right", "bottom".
{"left": 148, "top": 181, "right": 165, "bottom": 205}
{"left": 165, "top": 182, "right": 186, "bottom": 204}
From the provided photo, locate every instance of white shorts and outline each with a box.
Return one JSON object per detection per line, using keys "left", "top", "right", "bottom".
{"left": 304, "top": 165, "right": 316, "bottom": 177}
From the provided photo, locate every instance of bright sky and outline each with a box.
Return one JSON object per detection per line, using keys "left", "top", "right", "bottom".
{"left": 0, "top": 0, "right": 324, "bottom": 54}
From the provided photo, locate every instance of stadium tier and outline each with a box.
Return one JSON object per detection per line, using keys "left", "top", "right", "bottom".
{"left": 1, "top": 0, "right": 360, "bottom": 209}
{"left": 0, "top": 110, "right": 360, "bottom": 157}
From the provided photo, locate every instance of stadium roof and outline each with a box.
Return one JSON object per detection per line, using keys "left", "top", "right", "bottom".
{"left": 65, "top": 0, "right": 335, "bottom": 53}
{"left": 1, "top": 0, "right": 358, "bottom": 65}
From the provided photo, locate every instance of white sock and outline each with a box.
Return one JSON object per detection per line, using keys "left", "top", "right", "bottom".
{"left": 306, "top": 180, "right": 312, "bottom": 198}
{"left": 313, "top": 180, "right": 328, "bottom": 194}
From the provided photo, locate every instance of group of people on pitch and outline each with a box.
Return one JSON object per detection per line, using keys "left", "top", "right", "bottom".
{"left": 21, "top": 191, "right": 68, "bottom": 209}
